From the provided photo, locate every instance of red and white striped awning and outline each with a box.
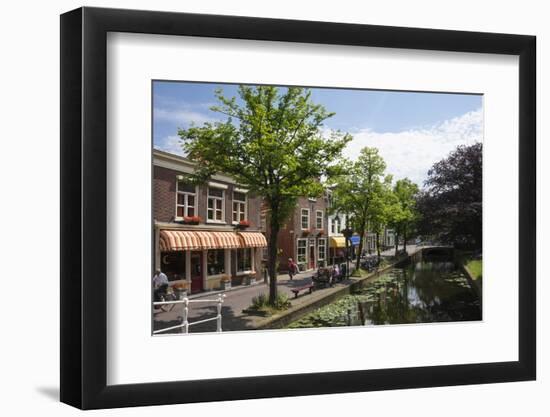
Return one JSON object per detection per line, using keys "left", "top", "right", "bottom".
{"left": 194, "top": 231, "right": 241, "bottom": 249}
{"left": 238, "top": 232, "right": 268, "bottom": 248}
{"left": 159, "top": 230, "right": 243, "bottom": 251}
{"left": 159, "top": 230, "right": 202, "bottom": 251}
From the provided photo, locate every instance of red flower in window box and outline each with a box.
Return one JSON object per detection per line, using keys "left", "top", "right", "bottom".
{"left": 317, "top": 229, "right": 325, "bottom": 236}
{"left": 183, "top": 216, "right": 202, "bottom": 225}
{"left": 302, "top": 229, "right": 311, "bottom": 236}
{"left": 237, "top": 220, "right": 251, "bottom": 228}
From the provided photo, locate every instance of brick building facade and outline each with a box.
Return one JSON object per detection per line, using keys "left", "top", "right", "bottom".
{"left": 274, "top": 195, "right": 329, "bottom": 273}
{"left": 153, "top": 150, "right": 267, "bottom": 293}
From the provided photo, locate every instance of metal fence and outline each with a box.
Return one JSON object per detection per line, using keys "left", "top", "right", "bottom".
{"left": 153, "top": 294, "right": 226, "bottom": 335}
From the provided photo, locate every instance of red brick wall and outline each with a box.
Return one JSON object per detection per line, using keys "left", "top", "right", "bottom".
{"left": 275, "top": 194, "right": 329, "bottom": 272}
{"left": 153, "top": 165, "right": 263, "bottom": 229}
{"left": 154, "top": 166, "right": 177, "bottom": 223}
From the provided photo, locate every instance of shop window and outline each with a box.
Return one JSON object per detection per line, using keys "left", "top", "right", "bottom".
{"left": 160, "top": 251, "right": 186, "bottom": 281}
{"left": 207, "top": 249, "right": 225, "bottom": 276}
{"left": 297, "top": 239, "right": 307, "bottom": 265}
{"left": 237, "top": 248, "right": 252, "bottom": 272}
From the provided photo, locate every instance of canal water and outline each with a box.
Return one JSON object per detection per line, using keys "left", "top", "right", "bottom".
{"left": 288, "top": 258, "right": 481, "bottom": 329}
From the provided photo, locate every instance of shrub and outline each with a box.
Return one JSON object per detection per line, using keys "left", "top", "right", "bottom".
{"left": 273, "top": 293, "right": 291, "bottom": 310}
{"left": 251, "top": 293, "right": 268, "bottom": 309}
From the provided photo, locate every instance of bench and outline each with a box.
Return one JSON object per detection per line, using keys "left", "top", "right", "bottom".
{"left": 290, "top": 283, "right": 314, "bottom": 298}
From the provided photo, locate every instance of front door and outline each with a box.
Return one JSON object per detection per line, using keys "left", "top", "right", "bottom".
{"left": 309, "top": 245, "right": 315, "bottom": 270}
{"left": 190, "top": 251, "right": 203, "bottom": 293}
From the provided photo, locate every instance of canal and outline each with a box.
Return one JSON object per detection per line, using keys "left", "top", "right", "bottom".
{"left": 288, "top": 256, "right": 482, "bottom": 329}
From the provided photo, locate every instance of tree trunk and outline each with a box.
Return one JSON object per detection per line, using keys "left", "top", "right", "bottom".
{"left": 403, "top": 224, "right": 407, "bottom": 252}
{"left": 376, "top": 232, "right": 381, "bottom": 262}
{"left": 355, "top": 229, "right": 365, "bottom": 271}
{"left": 356, "top": 223, "right": 367, "bottom": 271}
{"left": 267, "top": 210, "right": 280, "bottom": 306}
{"left": 394, "top": 232, "right": 399, "bottom": 256}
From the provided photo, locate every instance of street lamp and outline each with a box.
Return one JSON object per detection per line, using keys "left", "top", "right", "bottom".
{"left": 341, "top": 215, "right": 354, "bottom": 279}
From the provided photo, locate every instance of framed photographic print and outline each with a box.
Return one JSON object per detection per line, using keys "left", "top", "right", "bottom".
{"left": 60, "top": 6, "right": 536, "bottom": 410}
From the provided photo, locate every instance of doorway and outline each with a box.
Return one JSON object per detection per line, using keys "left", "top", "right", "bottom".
{"left": 309, "top": 245, "right": 315, "bottom": 270}
{"left": 190, "top": 251, "right": 203, "bottom": 293}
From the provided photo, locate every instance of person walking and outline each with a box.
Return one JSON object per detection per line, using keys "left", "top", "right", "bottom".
{"left": 332, "top": 263, "right": 340, "bottom": 282}
{"left": 287, "top": 258, "right": 298, "bottom": 280}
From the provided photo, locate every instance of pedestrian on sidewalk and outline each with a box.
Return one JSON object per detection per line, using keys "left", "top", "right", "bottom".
{"left": 332, "top": 263, "right": 340, "bottom": 283}
{"left": 288, "top": 258, "right": 298, "bottom": 280}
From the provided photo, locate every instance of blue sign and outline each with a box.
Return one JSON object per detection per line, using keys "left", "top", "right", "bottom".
{"left": 350, "top": 236, "right": 361, "bottom": 246}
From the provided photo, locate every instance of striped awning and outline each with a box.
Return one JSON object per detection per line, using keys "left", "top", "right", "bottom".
{"left": 160, "top": 230, "right": 201, "bottom": 251}
{"left": 238, "top": 232, "right": 268, "bottom": 248}
{"left": 194, "top": 231, "right": 241, "bottom": 249}
{"left": 159, "top": 230, "right": 241, "bottom": 251}
{"left": 329, "top": 236, "right": 346, "bottom": 248}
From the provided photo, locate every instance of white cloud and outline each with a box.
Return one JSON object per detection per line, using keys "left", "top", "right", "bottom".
{"left": 154, "top": 107, "right": 218, "bottom": 126}
{"left": 342, "top": 108, "right": 483, "bottom": 187}
{"left": 154, "top": 135, "right": 186, "bottom": 156}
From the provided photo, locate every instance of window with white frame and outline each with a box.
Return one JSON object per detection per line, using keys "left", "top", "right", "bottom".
{"left": 316, "top": 210, "right": 323, "bottom": 229}
{"left": 176, "top": 180, "right": 196, "bottom": 219}
{"left": 236, "top": 248, "right": 253, "bottom": 272}
{"left": 232, "top": 191, "right": 247, "bottom": 223}
{"left": 207, "top": 187, "right": 224, "bottom": 222}
{"left": 330, "top": 218, "right": 336, "bottom": 234}
{"left": 207, "top": 249, "right": 225, "bottom": 276}
{"left": 301, "top": 208, "right": 310, "bottom": 230}
{"left": 318, "top": 238, "right": 326, "bottom": 262}
{"left": 297, "top": 239, "right": 307, "bottom": 265}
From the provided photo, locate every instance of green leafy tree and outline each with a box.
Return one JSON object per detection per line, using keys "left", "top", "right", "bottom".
{"left": 368, "top": 175, "right": 396, "bottom": 261}
{"left": 329, "top": 147, "right": 387, "bottom": 269}
{"left": 178, "top": 85, "right": 351, "bottom": 304}
{"left": 392, "top": 178, "right": 419, "bottom": 253}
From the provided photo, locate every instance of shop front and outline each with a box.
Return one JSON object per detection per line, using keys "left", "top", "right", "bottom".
{"left": 329, "top": 236, "right": 346, "bottom": 266}
{"left": 158, "top": 229, "right": 267, "bottom": 294}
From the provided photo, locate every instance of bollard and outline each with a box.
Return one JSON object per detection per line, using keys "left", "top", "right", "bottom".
{"left": 182, "top": 297, "right": 189, "bottom": 334}
{"left": 216, "top": 294, "right": 226, "bottom": 332}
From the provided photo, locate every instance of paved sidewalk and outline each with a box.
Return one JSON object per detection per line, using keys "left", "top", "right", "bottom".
{"left": 153, "top": 270, "right": 319, "bottom": 334}
{"left": 153, "top": 246, "right": 423, "bottom": 334}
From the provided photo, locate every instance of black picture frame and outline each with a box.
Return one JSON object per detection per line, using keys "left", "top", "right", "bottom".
{"left": 60, "top": 6, "right": 536, "bottom": 410}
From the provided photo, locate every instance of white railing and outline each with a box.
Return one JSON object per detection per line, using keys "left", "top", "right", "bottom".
{"left": 153, "top": 293, "right": 226, "bottom": 335}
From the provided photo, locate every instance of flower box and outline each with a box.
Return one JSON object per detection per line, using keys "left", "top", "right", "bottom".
{"left": 183, "top": 216, "right": 202, "bottom": 225}
{"left": 236, "top": 220, "right": 251, "bottom": 228}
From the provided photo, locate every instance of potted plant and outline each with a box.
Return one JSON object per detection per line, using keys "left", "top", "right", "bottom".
{"left": 236, "top": 219, "right": 251, "bottom": 229}
{"left": 183, "top": 215, "right": 201, "bottom": 225}
{"left": 220, "top": 274, "right": 232, "bottom": 290}
{"left": 172, "top": 281, "right": 188, "bottom": 299}
{"left": 244, "top": 271, "right": 256, "bottom": 285}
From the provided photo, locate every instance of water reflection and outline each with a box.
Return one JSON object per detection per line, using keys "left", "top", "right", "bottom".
{"left": 288, "top": 259, "right": 481, "bottom": 329}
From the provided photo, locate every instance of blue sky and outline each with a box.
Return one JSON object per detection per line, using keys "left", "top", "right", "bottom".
{"left": 153, "top": 81, "right": 483, "bottom": 187}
